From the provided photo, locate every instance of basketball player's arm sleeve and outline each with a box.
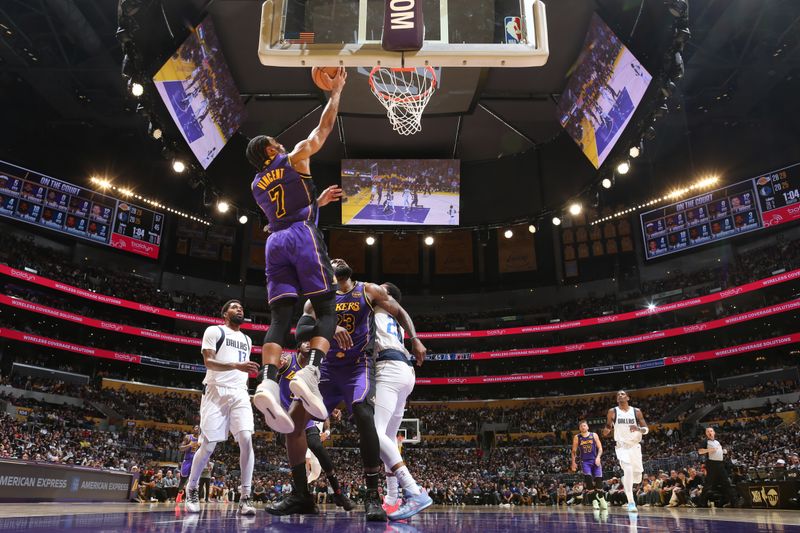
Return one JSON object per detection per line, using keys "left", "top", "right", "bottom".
{"left": 635, "top": 408, "right": 649, "bottom": 434}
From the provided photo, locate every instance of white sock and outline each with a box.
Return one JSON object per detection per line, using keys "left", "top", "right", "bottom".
{"left": 386, "top": 474, "right": 399, "bottom": 505}
{"left": 395, "top": 466, "right": 420, "bottom": 496}
{"left": 235, "top": 431, "right": 254, "bottom": 498}
{"left": 187, "top": 439, "right": 217, "bottom": 489}
{"left": 622, "top": 466, "right": 634, "bottom": 504}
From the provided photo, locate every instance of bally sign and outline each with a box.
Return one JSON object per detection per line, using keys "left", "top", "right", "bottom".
{"left": 382, "top": 0, "right": 424, "bottom": 51}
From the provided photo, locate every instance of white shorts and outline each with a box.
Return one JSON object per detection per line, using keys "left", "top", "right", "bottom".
{"left": 200, "top": 385, "right": 254, "bottom": 442}
{"left": 615, "top": 443, "right": 643, "bottom": 473}
{"left": 374, "top": 360, "right": 415, "bottom": 418}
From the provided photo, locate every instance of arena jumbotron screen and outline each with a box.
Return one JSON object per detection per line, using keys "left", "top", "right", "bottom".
{"left": 340, "top": 159, "right": 460, "bottom": 225}
{"left": 557, "top": 14, "right": 652, "bottom": 168}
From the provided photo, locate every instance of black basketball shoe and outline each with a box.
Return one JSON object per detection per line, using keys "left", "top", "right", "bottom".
{"left": 365, "top": 489, "right": 387, "bottom": 521}
{"left": 267, "top": 493, "right": 318, "bottom": 515}
{"left": 333, "top": 492, "right": 355, "bottom": 511}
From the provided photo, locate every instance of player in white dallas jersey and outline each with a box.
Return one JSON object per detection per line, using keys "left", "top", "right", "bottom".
{"left": 602, "top": 390, "right": 648, "bottom": 513}
{"left": 184, "top": 300, "right": 259, "bottom": 516}
{"left": 372, "top": 282, "right": 432, "bottom": 520}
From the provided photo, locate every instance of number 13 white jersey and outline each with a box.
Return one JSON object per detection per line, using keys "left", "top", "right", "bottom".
{"left": 201, "top": 325, "right": 252, "bottom": 389}
{"left": 373, "top": 307, "right": 411, "bottom": 361}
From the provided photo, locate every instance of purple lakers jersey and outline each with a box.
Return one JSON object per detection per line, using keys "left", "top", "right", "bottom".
{"left": 251, "top": 153, "right": 317, "bottom": 232}
{"left": 183, "top": 435, "right": 198, "bottom": 463}
{"left": 578, "top": 432, "right": 598, "bottom": 462}
{"left": 278, "top": 352, "right": 304, "bottom": 409}
{"left": 328, "top": 281, "right": 374, "bottom": 365}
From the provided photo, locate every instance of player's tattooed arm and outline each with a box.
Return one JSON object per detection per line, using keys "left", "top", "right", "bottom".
{"left": 634, "top": 408, "right": 649, "bottom": 435}
{"left": 364, "top": 282, "right": 426, "bottom": 366}
{"left": 602, "top": 408, "right": 615, "bottom": 437}
{"left": 570, "top": 434, "right": 579, "bottom": 471}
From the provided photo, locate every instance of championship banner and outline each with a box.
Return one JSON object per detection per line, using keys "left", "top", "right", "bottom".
{"left": 328, "top": 230, "right": 366, "bottom": 273}
{"left": 2, "top": 263, "right": 799, "bottom": 338}
{"left": 0, "top": 459, "right": 133, "bottom": 502}
{"left": 497, "top": 225, "right": 537, "bottom": 273}
{"left": 382, "top": 233, "right": 419, "bottom": 274}
{"left": 434, "top": 231, "right": 473, "bottom": 274}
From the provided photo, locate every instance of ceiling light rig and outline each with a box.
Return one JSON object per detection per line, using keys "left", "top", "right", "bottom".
{"left": 591, "top": 175, "right": 720, "bottom": 225}
{"left": 89, "top": 177, "right": 211, "bottom": 226}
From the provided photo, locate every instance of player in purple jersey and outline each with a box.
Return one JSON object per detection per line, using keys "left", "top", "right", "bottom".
{"left": 247, "top": 70, "right": 347, "bottom": 434}
{"left": 177, "top": 425, "right": 200, "bottom": 496}
{"left": 571, "top": 420, "right": 607, "bottom": 510}
{"left": 277, "top": 342, "right": 354, "bottom": 511}
{"left": 269, "top": 258, "right": 425, "bottom": 521}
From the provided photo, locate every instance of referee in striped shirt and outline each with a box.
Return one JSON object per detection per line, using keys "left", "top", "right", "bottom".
{"left": 698, "top": 427, "right": 737, "bottom": 507}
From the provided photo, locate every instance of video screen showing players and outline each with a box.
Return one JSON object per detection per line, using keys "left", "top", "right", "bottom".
{"left": 340, "top": 160, "right": 460, "bottom": 226}
{"left": 153, "top": 17, "right": 245, "bottom": 169}
{"left": 557, "top": 14, "right": 652, "bottom": 169}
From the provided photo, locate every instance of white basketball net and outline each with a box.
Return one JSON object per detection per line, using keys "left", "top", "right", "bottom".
{"left": 369, "top": 66, "right": 437, "bottom": 136}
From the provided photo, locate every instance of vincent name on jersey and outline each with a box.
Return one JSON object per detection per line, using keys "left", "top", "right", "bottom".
{"left": 255, "top": 168, "right": 285, "bottom": 190}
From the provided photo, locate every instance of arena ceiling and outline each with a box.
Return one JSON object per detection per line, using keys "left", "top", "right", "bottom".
{"left": 0, "top": 0, "right": 798, "bottom": 222}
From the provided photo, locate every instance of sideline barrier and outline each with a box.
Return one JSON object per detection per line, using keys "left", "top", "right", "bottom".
{"left": 2, "top": 262, "right": 798, "bottom": 338}
{"left": 0, "top": 459, "right": 134, "bottom": 502}
{"left": 1, "top": 326, "right": 796, "bottom": 385}
{"left": 2, "top": 291, "right": 798, "bottom": 361}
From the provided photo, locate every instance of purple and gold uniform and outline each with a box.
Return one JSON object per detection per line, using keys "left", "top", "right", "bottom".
{"left": 277, "top": 352, "right": 316, "bottom": 431}
{"left": 579, "top": 432, "right": 602, "bottom": 478}
{"left": 318, "top": 281, "right": 375, "bottom": 416}
{"left": 251, "top": 153, "right": 333, "bottom": 304}
{"left": 180, "top": 435, "right": 198, "bottom": 477}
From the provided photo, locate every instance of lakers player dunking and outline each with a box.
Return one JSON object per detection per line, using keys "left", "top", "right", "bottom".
{"left": 603, "top": 391, "right": 648, "bottom": 512}
{"left": 247, "top": 69, "right": 347, "bottom": 434}
{"left": 184, "top": 300, "right": 257, "bottom": 515}
{"left": 277, "top": 342, "right": 354, "bottom": 511}
{"left": 570, "top": 420, "right": 606, "bottom": 510}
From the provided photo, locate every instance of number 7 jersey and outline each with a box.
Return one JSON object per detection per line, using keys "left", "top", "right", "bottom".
{"left": 251, "top": 152, "right": 317, "bottom": 232}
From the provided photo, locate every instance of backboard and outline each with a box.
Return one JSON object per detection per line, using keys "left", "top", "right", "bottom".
{"left": 399, "top": 418, "right": 421, "bottom": 444}
{"left": 259, "top": 0, "right": 549, "bottom": 68}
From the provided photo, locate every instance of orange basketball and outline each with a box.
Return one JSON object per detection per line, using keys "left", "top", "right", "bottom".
{"left": 311, "top": 67, "right": 343, "bottom": 91}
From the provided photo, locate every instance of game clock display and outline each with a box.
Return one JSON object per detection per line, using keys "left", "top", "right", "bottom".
{"left": 0, "top": 160, "right": 164, "bottom": 259}
{"left": 640, "top": 162, "right": 800, "bottom": 260}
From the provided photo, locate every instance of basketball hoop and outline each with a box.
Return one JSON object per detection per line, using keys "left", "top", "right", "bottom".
{"left": 369, "top": 66, "right": 437, "bottom": 136}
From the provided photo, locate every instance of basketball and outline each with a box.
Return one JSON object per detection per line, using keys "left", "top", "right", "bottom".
{"left": 311, "top": 67, "right": 343, "bottom": 91}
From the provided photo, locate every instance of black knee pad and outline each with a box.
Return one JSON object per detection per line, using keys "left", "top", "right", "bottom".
{"left": 306, "top": 428, "right": 334, "bottom": 473}
{"left": 264, "top": 299, "right": 295, "bottom": 345}
{"left": 351, "top": 401, "right": 380, "bottom": 468}
{"left": 309, "top": 292, "right": 336, "bottom": 341}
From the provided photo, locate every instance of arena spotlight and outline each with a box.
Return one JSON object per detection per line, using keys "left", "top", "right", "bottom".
{"left": 616, "top": 161, "right": 631, "bottom": 175}
{"left": 602, "top": 178, "right": 613, "bottom": 189}
{"left": 129, "top": 81, "right": 144, "bottom": 97}
{"left": 424, "top": 236, "right": 434, "bottom": 246}
{"left": 172, "top": 160, "right": 186, "bottom": 173}
{"left": 148, "top": 122, "right": 162, "bottom": 140}
{"left": 528, "top": 224, "right": 537, "bottom": 234}
{"left": 366, "top": 236, "right": 376, "bottom": 246}
{"left": 647, "top": 302, "right": 657, "bottom": 310}
{"left": 569, "top": 203, "right": 582, "bottom": 216}
{"left": 504, "top": 229, "right": 513, "bottom": 239}
{"left": 238, "top": 215, "right": 248, "bottom": 225}
{"left": 552, "top": 216, "right": 562, "bottom": 226}
{"left": 217, "top": 201, "right": 230, "bottom": 213}
{"left": 629, "top": 145, "right": 641, "bottom": 159}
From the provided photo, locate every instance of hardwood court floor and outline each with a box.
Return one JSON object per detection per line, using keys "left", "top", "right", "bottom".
{"left": 0, "top": 502, "right": 797, "bottom": 532}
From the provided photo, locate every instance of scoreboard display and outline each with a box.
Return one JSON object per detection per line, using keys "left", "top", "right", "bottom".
{"left": 641, "top": 163, "right": 800, "bottom": 260}
{"left": 0, "top": 160, "right": 163, "bottom": 259}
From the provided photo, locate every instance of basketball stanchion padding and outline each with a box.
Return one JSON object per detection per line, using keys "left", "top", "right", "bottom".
{"left": 311, "top": 67, "right": 344, "bottom": 91}
{"left": 369, "top": 66, "right": 437, "bottom": 135}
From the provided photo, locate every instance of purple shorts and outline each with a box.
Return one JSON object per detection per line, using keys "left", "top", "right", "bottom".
{"left": 318, "top": 356, "right": 375, "bottom": 418}
{"left": 180, "top": 459, "right": 193, "bottom": 477}
{"left": 265, "top": 221, "right": 334, "bottom": 303}
{"left": 582, "top": 461, "right": 602, "bottom": 478}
